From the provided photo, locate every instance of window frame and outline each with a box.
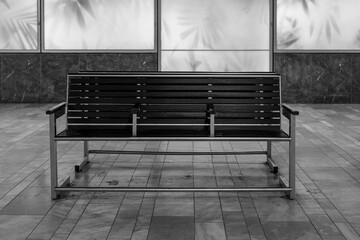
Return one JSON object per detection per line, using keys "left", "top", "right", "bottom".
{"left": 275, "top": 0, "right": 360, "bottom": 53}
{"left": 158, "top": 0, "right": 274, "bottom": 72}
{"left": 0, "top": 0, "right": 41, "bottom": 53}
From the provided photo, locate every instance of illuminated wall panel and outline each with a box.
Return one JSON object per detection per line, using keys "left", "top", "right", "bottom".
{"left": 277, "top": 0, "right": 360, "bottom": 50}
{"left": 0, "top": 0, "right": 38, "bottom": 51}
{"left": 161, "top": 0, "right": 271, "bottom": 72}
{"left": 44, "top": 0, "right": 155, "bottom": 51}
{"left": 162, "top": 51, "right": 270, "bottom": 72}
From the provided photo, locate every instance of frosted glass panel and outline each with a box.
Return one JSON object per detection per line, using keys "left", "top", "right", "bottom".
{"left": 161, "top": 51, "right": 270, "bottom": 72}
{"left": 0, "top": 0, "right": 38, "bottom": 50}
{"left": 277, "top": 0, "right": 360, "bottom": 50}
{"left": 162, "top": 0, "right": 269, "bottom": 50}
{"left": 44, "top": 0, "right": 154, "bottom": 50}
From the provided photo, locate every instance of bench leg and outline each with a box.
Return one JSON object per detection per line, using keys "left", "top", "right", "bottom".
{"left": 287, "top": 114, "right": 296, "bottom": 199}
{"left": 75, "top": 141, "right": 90, "bottom": 173}
{"left": 288, "top": 136, "right": 296, "bottom": 199}
{"left": 49, "top": 115, "right": 59, "bottom": 200}
{"left": 266, "top": 141, "right": 278, "bottom": 174}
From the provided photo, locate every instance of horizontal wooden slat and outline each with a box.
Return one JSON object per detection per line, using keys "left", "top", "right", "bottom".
{"left": 139, "top": 112, "right": 207, "bottom": 118}
{"left": 142, "top": 104, "right": 207, "bottom": 112}
{"left": 215, "top": 119, "right": 280, "bottom": 124}
{"left": 67, "top": 111, "right": 132, "bottom": 118}
{"left": 68, "top": 98, "right": 280, "bottom": 104}
{"left": 67, "top": 119, "right": 132, "bottom": 124}
{"left": 214, "top": 104, "right": 280, "bottom": 111}
{"left": 69, "top": 77, "right": 279, "bottom": 85}
{"left": 67, "top": 126, "right": 132, "bottom": 132}
{"left": 67, "top": 104, "right": 134, "bottom": 111}
{"left": 68, "top": 92, "right": 279, "bottom": 98}
{"left": 138, "top": 119, "right": 209, "bottom": 124}
{"left": 215, "top": 112, "right": 280, "bottom": 118}
{"left": 69, "top": 85, "right": 279, "bottom": 91}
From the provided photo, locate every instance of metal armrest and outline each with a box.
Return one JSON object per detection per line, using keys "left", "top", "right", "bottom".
{"left": 46, "top": 102, "right": 66, "bottom": 118}
{"left": 282, "top": 104, "right": 299, "bottom": 118}
{"left": 281, "top": 104, "right": 298, "bottom": 139}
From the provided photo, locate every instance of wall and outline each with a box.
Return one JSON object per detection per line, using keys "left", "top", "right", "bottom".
{"left": 275, "top": 53, "right": 360, "bottom": 103}
{"left": 0, "top": 53, "right": 157, "bottom": 103}
{"left": 0, "top": 53, "right": 359, "bottom": 103}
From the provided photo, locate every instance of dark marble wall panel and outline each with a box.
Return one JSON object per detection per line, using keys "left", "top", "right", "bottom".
{"left": 2, "top": 54, "right": 41, "bottom": 103}
{"left": 41, "top": 54, "right": 80, "bottom": 102}
{"left": 80, "top": 54, "right": 130, "bottom": 71}
{"left": 351, "top": 54, "right": 360, "bottom": 103}
{"left": 0, "top": 52, "right": 359, "bottom": 103}
{"left": 0, "top": 56, "right": 2, "bottom": 101}
{"left": 275, "top": 53, "right": 359, "bottom": 103}
{"left": 80, "top": 53, "right": 157, "bottom": 72}
{"left": 0, "top": 53, "right": 157, "bottom": 102}
{"left": 129, "top": 53, "right": 157, "bottom": 71}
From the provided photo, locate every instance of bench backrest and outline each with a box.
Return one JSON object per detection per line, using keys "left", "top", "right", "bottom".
{"left": 66, "top": 73, "right": 281, "bottom": 134}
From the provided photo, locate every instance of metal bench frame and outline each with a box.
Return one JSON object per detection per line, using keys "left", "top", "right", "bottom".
{"left": 46, "top": 73, "right": 299, "bottom": 200}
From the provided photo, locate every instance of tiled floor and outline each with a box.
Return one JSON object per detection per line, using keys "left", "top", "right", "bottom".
{"left": 0, "top": 104, "right": 360, "bottom": 240}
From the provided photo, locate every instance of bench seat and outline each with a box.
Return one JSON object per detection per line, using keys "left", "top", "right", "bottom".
{"left": 56, "top": 129, "right": 290, "bottom": 140}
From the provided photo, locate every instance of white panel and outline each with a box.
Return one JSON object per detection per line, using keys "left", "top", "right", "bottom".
{"left": 277, "top": 0, "right": 360, "bottom": 50}
{"left": 0, "top": 0, "right": 38, "bottom": 50}
{"left": 44, "top": 0, "right": 154, "bottom": 50}
{"left": 162, "top": 0, "right": 270, "bottom": 50}
{"left": 161, "top": 51, "right": 270, "bottom": 72}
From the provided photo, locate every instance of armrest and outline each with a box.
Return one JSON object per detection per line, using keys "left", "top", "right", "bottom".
{"left": 282, "top": 104, "right": 299, "bottom": 116}
{"left": 46, "top": 102, "right": 66, "bottom": 115}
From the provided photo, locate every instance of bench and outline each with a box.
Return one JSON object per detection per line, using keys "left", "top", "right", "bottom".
{"left": 46, "top": 72, "right": 299, "bottom": 199}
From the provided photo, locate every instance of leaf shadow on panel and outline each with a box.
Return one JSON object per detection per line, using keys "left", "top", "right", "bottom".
{"left": 0, "top": 0, "right": 38, "bottom": 50}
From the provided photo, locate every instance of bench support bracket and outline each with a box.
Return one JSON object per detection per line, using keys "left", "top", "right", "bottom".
{"left": 75, "top": 141, "right": 90, "bottom": 173}
{"left": 266, "top": 141, "right": 278, "bottom": 174}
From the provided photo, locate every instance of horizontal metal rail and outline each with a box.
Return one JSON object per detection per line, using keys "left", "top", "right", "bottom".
{"left": 89, "top": 150, "right": 267, "bottom": 155}
{"left": 55, "top": 187, "right": 292, "bottom": 193}
{"left": 55, "top": 137, "right": 291, "bottom": 142}
{"left": 69, "top": 73, "right": 280, "bottom": 78}
{"left": 67, "top": 123, "right": 281, "bottom": 127}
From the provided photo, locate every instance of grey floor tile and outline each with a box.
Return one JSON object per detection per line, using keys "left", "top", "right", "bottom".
{"left": 0, "top": 215, "right": 43, "bottom": 240}
{"left": 262, "top": 221, "right": 322, "bottom": 240}
{"left": 148, "top": 216, "right": 195, "bottom": 240}
{"left": 0, "top": 186, "right": 54, "bottom": 215}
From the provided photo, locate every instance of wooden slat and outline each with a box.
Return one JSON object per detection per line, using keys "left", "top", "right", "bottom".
{"left": 69, "top": 85, "right": 278, "bottom": 91}
{"left": 139, "top": 112, "right": 207, "bottom": 118}
{"left": 138, "top": 119, "right": 209, "bottom": 124}
{"left": 215, "top": 112, "right": 280, "bottom": 118}
{"left": 69, "top": 77, "right": 279, "bottom": 84}
{"left": 215, "top": 119, "right": 280, "bottom": 124}
{"left": 68, "top": 98, "right": 280, "bottom": 104}
{"left": 68, "top": 92, "right": 279, "bottom": 98}
{"left": 67, "top": 104, "right": 134, "bottom": 111}
{"left": 214, "top": 104, "right": 280, "bottom": 111}
{"left": 215, "top": 126, "right": 280, "bottom": 131}
{"left": 67, "top": 111, "right": 132, "bottom": 118}
{"left": 142, "top": 104, "right": 207, "bottom": 112}
{"left": 67, "top": 118, "right": 132, "bottom": 124}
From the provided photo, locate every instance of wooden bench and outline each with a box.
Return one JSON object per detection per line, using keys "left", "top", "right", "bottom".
{"left": 46, "top": 72, "right": 299, "bottom": 199}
